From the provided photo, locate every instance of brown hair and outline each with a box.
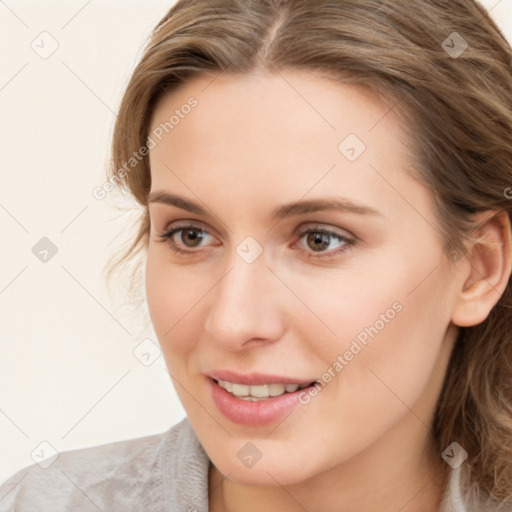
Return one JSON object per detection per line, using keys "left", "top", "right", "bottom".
{"left": 107, "top": 0, "right": 512, "bottom": 505}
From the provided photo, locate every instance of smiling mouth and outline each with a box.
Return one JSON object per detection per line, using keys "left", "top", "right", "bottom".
{"left": 213, "top": 379, "right": 316, "bottom": 401}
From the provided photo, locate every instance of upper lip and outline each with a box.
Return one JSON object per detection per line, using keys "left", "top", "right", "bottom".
{"left": 207, "top": 370, "right": 316, "bottom": 386}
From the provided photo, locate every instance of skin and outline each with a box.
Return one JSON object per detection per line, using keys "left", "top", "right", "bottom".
{"left": 144, "top": 69, "right": 512, "bottom": 512}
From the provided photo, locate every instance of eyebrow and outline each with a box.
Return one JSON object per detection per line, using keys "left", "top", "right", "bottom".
{"left": 148, "top": 191, "right": 382, "bottom": 220}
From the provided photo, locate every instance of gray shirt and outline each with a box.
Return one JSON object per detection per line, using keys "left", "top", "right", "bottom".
{"left": 0, "top": 418, "right": 504, "bottom": 511}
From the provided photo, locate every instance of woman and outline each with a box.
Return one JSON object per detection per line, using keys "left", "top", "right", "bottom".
{"left": 1, "top": 0, "right": 512, "bottom": 510}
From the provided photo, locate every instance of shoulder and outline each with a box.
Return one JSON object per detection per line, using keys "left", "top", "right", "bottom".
{"left": 0, "top": 418, "right": 205, "bottom": 512}
{"left": 439, "top": 463, "right": 512, "bottom": 512}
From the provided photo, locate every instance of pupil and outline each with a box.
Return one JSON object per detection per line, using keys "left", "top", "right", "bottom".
{"left": 183, "top": 229, "right": 203, "bottom": 247}
{"left": 308, "top": 232, "right": 329, "bottom": 251}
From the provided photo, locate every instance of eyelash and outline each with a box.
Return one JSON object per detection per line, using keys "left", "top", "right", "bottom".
{"left": 156, "top": 224, "right": 355, "bottom": 260}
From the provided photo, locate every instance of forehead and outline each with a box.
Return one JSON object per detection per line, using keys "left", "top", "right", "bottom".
{"left": 149, "top": 69, "right": 403, "bottom": 156}
{"left": 147, "top": 70, "right": 429, "bottom": 224}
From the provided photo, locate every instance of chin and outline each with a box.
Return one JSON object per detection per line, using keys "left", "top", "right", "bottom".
{"left": 210, "top": 445, "right": 322, "bottom": 487}
{"left": 218, "top": 463, "right": 306, "bottom": 487}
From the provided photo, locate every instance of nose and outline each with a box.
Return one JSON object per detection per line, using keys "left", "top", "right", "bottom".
{"left": 203, "top": 250, "right": 286, "bottom": 350}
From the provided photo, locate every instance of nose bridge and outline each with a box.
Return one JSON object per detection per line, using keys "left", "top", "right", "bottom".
{"left": 204, "top": 247, "right": 283, "bottom": 347}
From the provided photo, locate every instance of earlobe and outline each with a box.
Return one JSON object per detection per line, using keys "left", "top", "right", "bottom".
{"left": 451, "top": 211, "right": 512, "bottom": 328}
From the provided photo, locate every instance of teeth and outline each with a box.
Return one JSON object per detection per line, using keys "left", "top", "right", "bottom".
{"left": 217, "top": 380, "right": 309, "bottom": 399}
{"left": 232, "top": 383, "right": 250, "bottom": 396}
{"left": 250, "top": 384, "right": 269, "bottom": 397}
{"left": 269, "top": 383, "right": 286, "bottom": 396}
{"left": 218, "top": 380, "right": 233, "bottom": 392}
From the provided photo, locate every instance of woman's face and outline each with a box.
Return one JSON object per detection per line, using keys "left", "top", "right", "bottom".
{"left": 145, "top": 70, "right": 462, "bottom": 486}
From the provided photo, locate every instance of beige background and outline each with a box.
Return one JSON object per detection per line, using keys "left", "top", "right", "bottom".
{"left": 1, "top": 0, "right": 511, "bottom": 484}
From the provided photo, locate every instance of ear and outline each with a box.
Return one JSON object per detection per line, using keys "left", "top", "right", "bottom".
{"left": 451, "top": 210, "right": 512, "bottom": 327}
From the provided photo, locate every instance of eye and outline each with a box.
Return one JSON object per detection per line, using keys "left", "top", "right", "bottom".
{"left": 155, "top": 222, "right": 355, "bottom": 260}
{"left": 294, "top": 226, "right": 354, "bottom": 259}
{"left": 156, "top": 223, "right": 218, "bottom": 255}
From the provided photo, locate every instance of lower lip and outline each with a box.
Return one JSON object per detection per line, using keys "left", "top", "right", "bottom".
{"left": 209, "top": 378, "right": 312, "bottom": 426}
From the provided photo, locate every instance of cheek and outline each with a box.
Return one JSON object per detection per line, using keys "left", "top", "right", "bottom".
{"left": 292, "top": 246, "right": 450, "bottom": 383}
{"left": 310, "top": 245, "right": 451, "bottom": 359}
{"left": 145, "top": 252, "right": 201, "bottom": 352}
{"left": 314, "top": 260, "right": 452, "bottom": 423}
{"left": 145, "top": 250, "right": 225, "bottom": 377}
{"left": 280, "top": 268, "right": 452, "bottom": 470}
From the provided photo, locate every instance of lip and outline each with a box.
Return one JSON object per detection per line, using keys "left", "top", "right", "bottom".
{"left": 207, "top": 375, "right": 317, "bottom": 426}
{"left": 208, "top": 370, "right": 314, "bottom": 386}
